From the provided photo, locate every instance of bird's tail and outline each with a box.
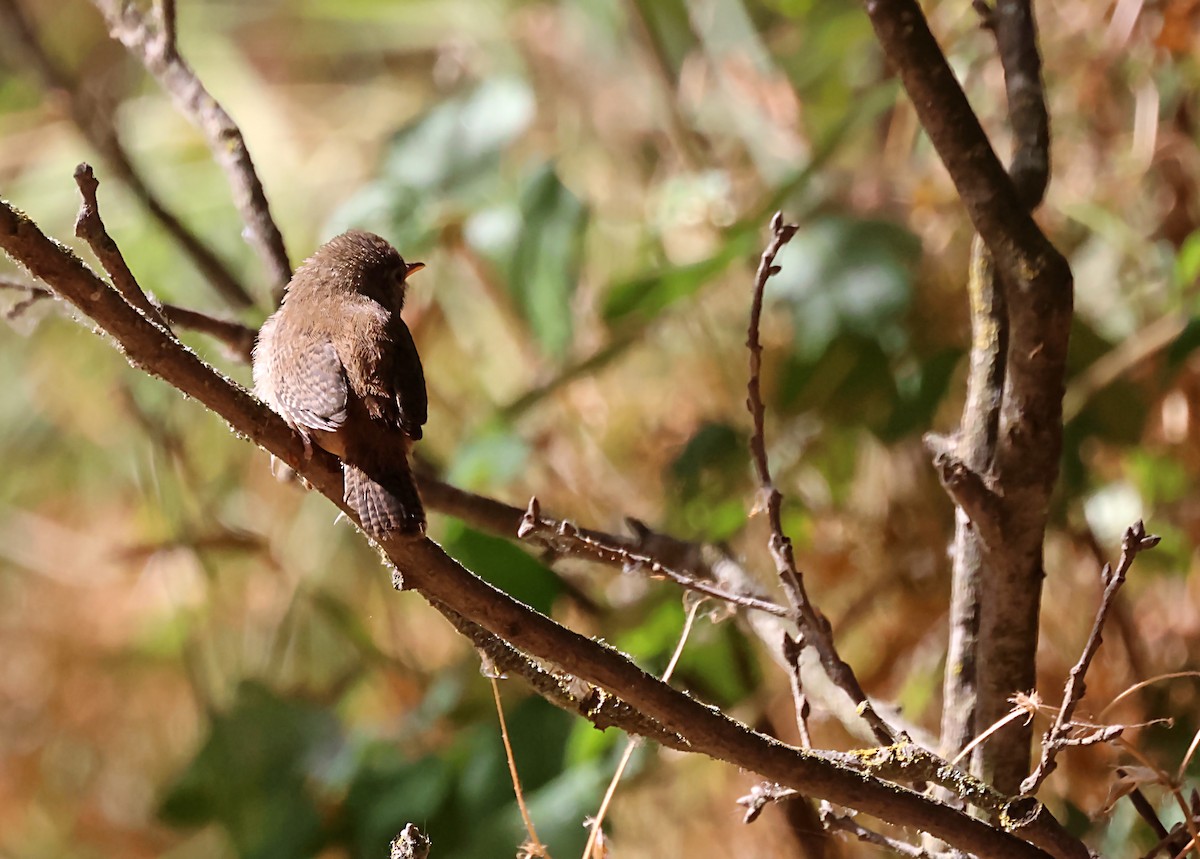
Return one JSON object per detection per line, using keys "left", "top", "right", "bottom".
{"left": 343, "top": 462, "right": 425, "bottom": 538}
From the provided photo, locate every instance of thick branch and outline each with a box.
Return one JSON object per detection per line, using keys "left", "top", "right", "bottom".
{"left": 0, "top": 195, "right": 1074, "bottom": 859}
{"left": 868, "top": 0, "right": 1072, "bottom": 792}
{"left": 862, "top": 0, "right": 1068, "bottom": 294}
{"left": 991, "top": 0, "right": 1050, "bottom": 207}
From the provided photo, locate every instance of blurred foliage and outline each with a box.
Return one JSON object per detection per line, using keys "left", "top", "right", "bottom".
{"left": 2, "top": 0, "right": 1200, "bottom": 857}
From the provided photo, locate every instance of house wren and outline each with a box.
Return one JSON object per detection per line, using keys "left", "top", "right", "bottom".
{"left": 253, "top": 230, "right": 428, "bottom": 537}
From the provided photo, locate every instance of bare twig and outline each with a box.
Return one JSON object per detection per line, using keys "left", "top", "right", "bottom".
{"left": 782, "top": 633, "right": 812, "bottom": 749}
{"left": 746, "top": 212, "right": 897, "bottom": 748}
{"left": 821, "top": 805, "right": 934, "bottom": 857}
{"left": 90, "top": 0, "right": 293, "bottom": 298}
{"left": 1101, "top": 672, "right": 1200, "bottom": 719}
{"left": 73, "top": 164, "right": 170, "bottom": 327}
{"left": 159, "top": 302, "right": 257, "bottom": 363}
{"left": 1023, "top": 520, "right": 1161, "bottom": 794}
{"left": 0, "top": 275, "right": 53, "bottom": 320}
{"left": 491, "top": 676, "right": 549, "bottom": 856}
{"left": 0, "top": 273, "right": 255, "bottom": 361}
{"left": 0, "top": 193, "right": 1074, "bottom": 859}
{"left": 582, "top": 600, "right": 701, "bottom": 859}
{"left": 518, "top": 497, "right": 788, "bottom": 618}
{"left": 737, "top": 782, "right": 799, "bottom": 824}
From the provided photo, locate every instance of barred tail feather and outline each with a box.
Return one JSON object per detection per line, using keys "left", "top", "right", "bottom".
{"left": 343, "top": 463, "right": 425, "bottom": 537}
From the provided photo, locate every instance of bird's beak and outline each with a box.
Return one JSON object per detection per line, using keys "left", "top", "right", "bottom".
{"left": 405, "top": 261, "right": 426, "bottom": 278}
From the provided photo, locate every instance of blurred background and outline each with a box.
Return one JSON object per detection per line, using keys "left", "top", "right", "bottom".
{"left": 0, "top": 0, "right": 1198, "bottom": 857}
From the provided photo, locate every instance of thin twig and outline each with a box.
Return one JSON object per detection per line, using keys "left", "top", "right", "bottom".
{"left": 73, "top": 164, "right": 170, "bottom": 327}
{"left": 160, "top": 302, "right": 257, "bottom": 363}
{"left": 745, "top": 212, "right": 897, "bottom": 747}
{"left": 1101, "top": 672, "right": 1200, "bottom": 719}
{"left": 0, "top": 272, "right": 255, "bottom": 361}
{"left": 736, "top": 782, "right": 799, "bottom": 825}
{"left": 0, "top": 275, "right": 53, "bottom": 320}
{"left": 582, "top": 599, "right": 701, "bottom": 859}
{"left": 518, "top": 497, "right": 789, "bottom": 618}
{"left": 491, "top": 676, "right": 549, "bottom": 857}
{"left": 821, "top": 805, "right": 935, "bottom": 857}
{"left": 783, "top": 633, "right": 812, "bottom": 748}
{"left": 90, "top": 0, "right": 293, "bottom": 298}
{"left": 1023, "top": 520, "right": 1161, "bottom": 794}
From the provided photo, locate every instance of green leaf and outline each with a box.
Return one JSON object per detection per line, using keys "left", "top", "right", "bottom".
{"left": 446, "top": 424, "right": 531, "bottom": 490}
{"left": 440, "top": 521, "right": 564, "bottom": 614}
{"left": 1174, "top": 229, "right": 1200, "bottom": 291}
{"left": 768, "top": 216, "right": 919, "bottom": 360}
{"left": 601, "top": 231, "right": 754, "bottom": 324}
{"left": 159, "top": 682, "right": 342, "bottom": 859}
{"left": 381, "top": 78, "right": 535, "bottom": 194}
{"left": 776, "top": 332, "right": 900, "bottom": 435}
{"left": 507, "top": 164, "right": 589, "bottom": 358}
{"left": 628, "top": 0, "right": 696, "bottom": 78}
{"left": 330, "top": 78, "right": 535, "bottom": 244}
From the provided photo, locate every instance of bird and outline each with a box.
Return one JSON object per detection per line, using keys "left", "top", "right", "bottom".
{"left": 253, "top": 229, "right": 428, "bottom": 538}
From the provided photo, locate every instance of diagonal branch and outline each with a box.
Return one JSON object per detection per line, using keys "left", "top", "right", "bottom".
{"left": 89, "top": 0, "right": 292, "bottom": 298}
{"left": 0, "top": 186, "right": 1074, "bottom": 859}
{"left": 0, "top": 0, "right": 255, "bottom": 308}
{"left": 862, "top": 0, "right": 1068, "bottom": 294}
{"left": 1023, "top": 521, "right": 1161, "bottom": 793}
{"left": 73, "top": 163, "right": 169, "bottom": 328}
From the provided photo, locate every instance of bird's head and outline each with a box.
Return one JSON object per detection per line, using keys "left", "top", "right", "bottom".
{"left": 291, "top": 230, "right": 424, "bottom": 312}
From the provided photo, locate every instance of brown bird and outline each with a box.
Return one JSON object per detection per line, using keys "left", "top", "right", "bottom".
{"left": 253, "top": 230, "right": 428, "bottom": 538}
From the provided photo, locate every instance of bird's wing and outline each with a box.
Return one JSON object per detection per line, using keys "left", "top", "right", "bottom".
{"left": 392, "top": 318, "right": 428, "bottom": 441}
{"left": 273, "top": 337, "right": 349, "bottom": 433}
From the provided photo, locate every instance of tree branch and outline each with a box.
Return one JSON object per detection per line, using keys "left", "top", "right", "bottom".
{"left": 746, "top": 212, "right": 899, "bottom": 748}
{"left": 73, "top": 163, "right": 169, "bottom": 328}
{"left": 862, "top": 0, "right": 1068, "bottom": 293}
{"left": 89, "top": 0, "right": 293, "bottom": 298}
{"left": 866, "top": 0, "right": 1072, "bottom": 791}
{"left": 0, "top": 187, "right": 1077, "bottom": 859}
{"left": 0, "top": 0, "right": 255, "bottom": 308}
{"left": 1023, "top": 521, "right": 1160, "bottom": 793}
